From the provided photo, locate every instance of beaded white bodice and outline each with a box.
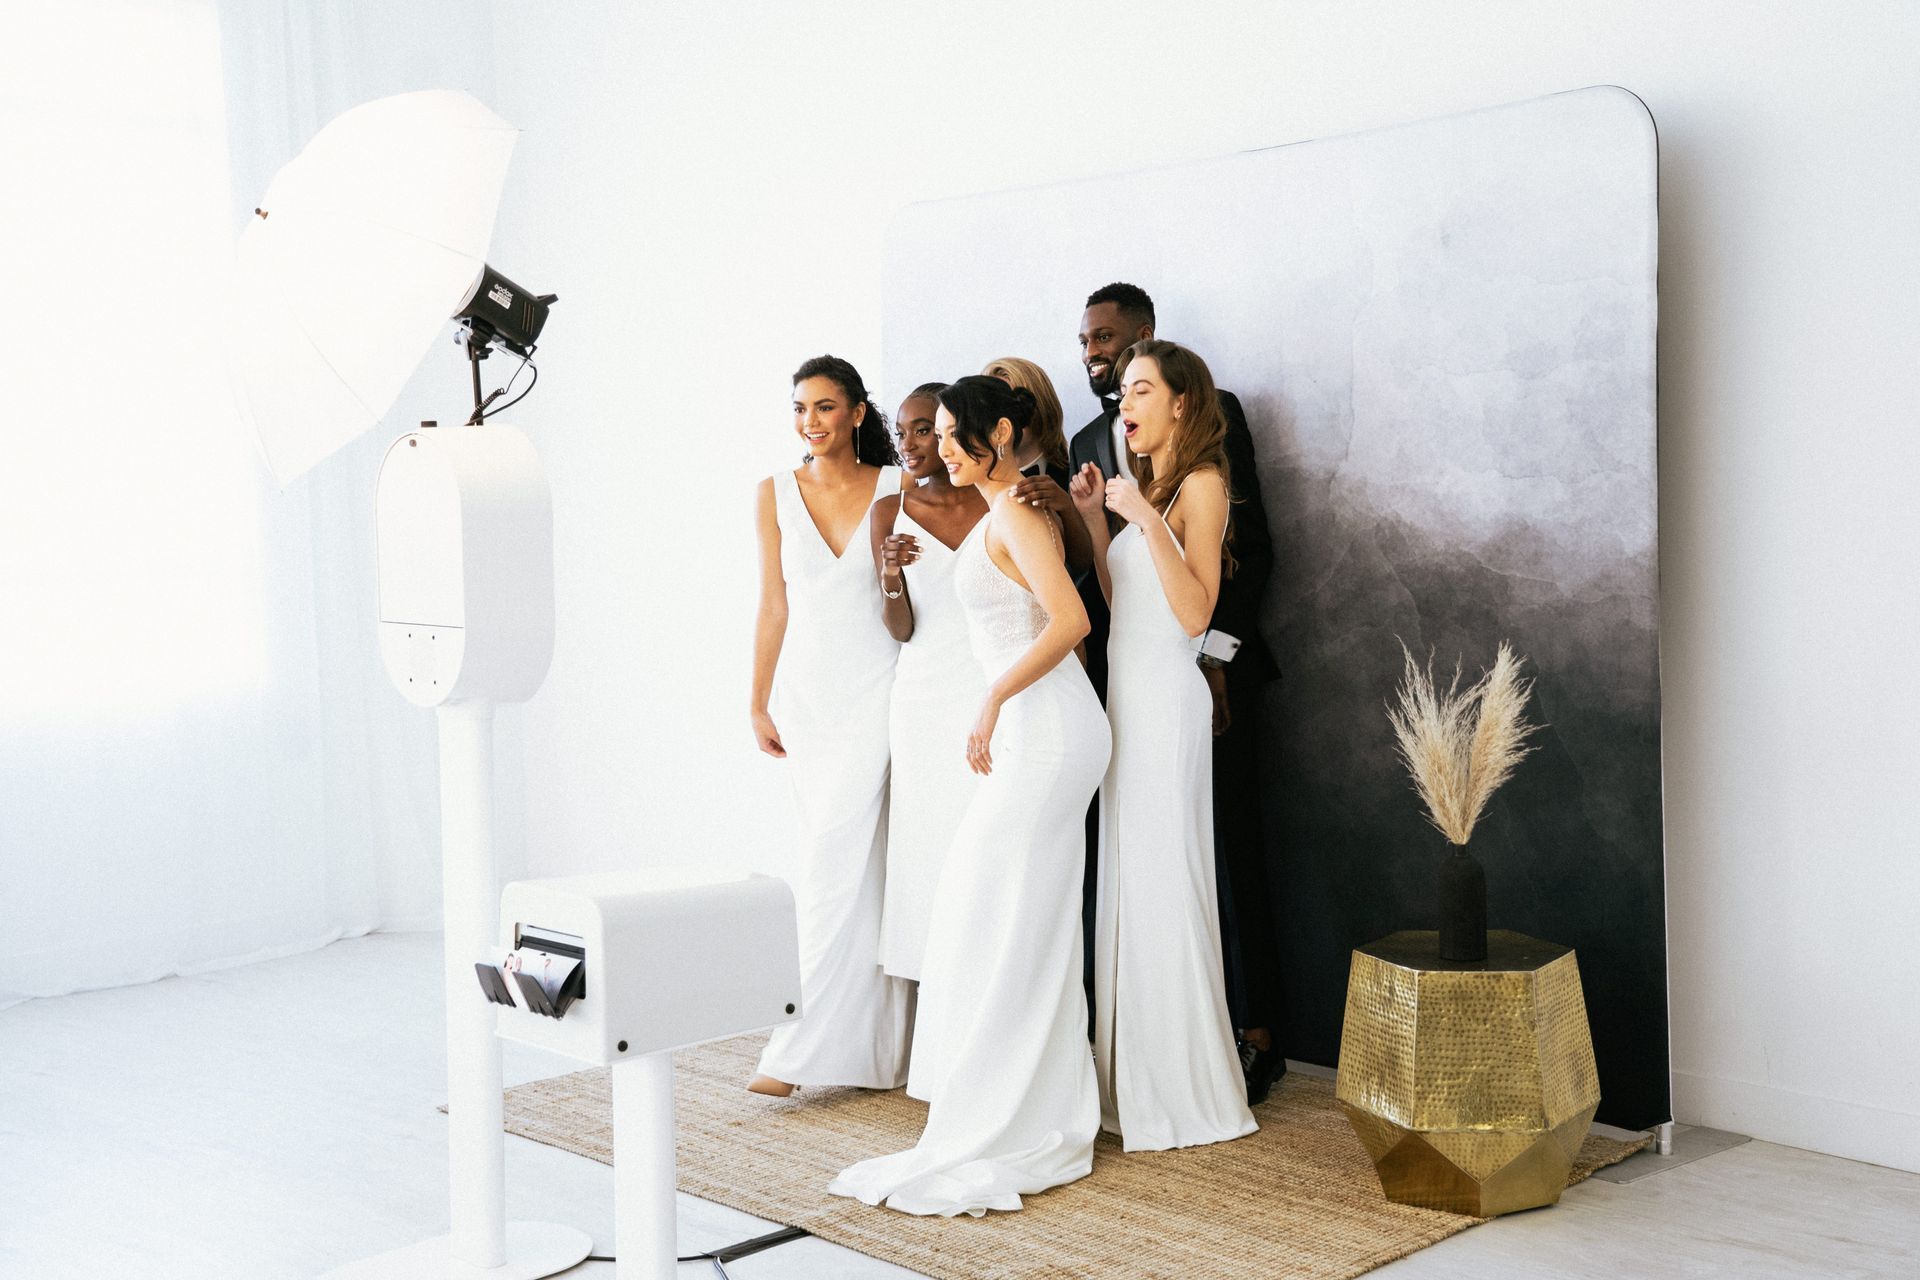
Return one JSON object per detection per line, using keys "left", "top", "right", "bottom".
{"left": 952, "top": 515, "right": 1048, "bottom": 672}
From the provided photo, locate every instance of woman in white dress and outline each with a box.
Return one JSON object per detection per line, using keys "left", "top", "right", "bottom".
{"left": 868, "top": 382, "right": 988, "bottom": 996}
{"left": 831, "top": 375, "right": 1110, "bottom": 1215}
{"left": 748, "top": 354, "right": 912, "bottom": 1096}
{"left": 1070, "top": 339, "right": 1258, "bottom": 1151}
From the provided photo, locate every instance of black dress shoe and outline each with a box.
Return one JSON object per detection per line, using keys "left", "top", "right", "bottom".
{"left": 1237, "top": 1034, "right": 1283, "bottom": 1107}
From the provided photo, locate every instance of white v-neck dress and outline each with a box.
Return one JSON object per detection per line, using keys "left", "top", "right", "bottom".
{"left": 756, "top": 464, "right": 913, "bottom": 1089}
{"left": 880, "top": 499, "right": 985, "bottom": 986}
{"left": 831, "top": 508, "right": 1110, "bottom": 1215}
{"left": 1093, "top": 501, "right": 1257, "bottom": 1150}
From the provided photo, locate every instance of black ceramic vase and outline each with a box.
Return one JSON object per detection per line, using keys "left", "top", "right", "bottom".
{"left": 1437, "top": 846, "right": 1488, "bottom": 962}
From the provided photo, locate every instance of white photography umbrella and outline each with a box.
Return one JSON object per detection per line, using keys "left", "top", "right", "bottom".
{"left": 231, "top": 89, "right": 518, "bottom": 484}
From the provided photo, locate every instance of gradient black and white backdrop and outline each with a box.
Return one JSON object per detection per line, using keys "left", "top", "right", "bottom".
{"left": 881, "top": 86, "right": 1667, "bottom": 1128}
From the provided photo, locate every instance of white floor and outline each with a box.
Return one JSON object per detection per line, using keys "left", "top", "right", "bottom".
{"left": 4, "top": 934, "right": 1915, "bottom": 1279}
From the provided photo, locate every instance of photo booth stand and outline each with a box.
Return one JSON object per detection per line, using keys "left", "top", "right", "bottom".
{"left": 325, "top": 420, "right": 585, "bottom": 1279}
{"left": 233, "top": 88, "right": 808, "bottom": 1279}
{"left": 328, "top": 423, "right": 805, "bottom": 1278}
{"left": 487, "top": 872, "right": 803, "bottom": 1279}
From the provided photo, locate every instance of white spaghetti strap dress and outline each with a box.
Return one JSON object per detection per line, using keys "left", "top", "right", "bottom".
{"left": 1093, "top": 491, "right": 1257, "bottom": 1151}
{"left": 756, "top": 464, "right": 913, "bottom": 1089}
{"left": 880, "top": 499, "right": 984, "bottom": 989}
{"left": 831, "top": 509, "right": 1110, "bottom": 1215}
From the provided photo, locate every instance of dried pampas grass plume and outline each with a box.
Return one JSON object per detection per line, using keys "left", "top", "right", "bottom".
{"left": 1387, "top": 640, "right": 1542, "bottom": 845}
{"left": 1385, "top": 648, "right": 1475, "bottom": 846}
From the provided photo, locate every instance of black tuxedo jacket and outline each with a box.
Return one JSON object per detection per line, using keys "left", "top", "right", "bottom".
{"left": 1068, "top": 389, "right": 1279, "bottom": 694}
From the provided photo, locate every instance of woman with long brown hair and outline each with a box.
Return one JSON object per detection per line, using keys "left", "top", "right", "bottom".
{"left": 1069, "top": 339, "right": 1256, "bottom": 1151}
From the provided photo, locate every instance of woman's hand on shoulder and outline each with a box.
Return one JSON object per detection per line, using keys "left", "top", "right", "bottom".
{"left": 993, "top": 485, "right": 1054, "bottom": 537}
{"left": 1011, "top": 472, "right": 1069, "bottom": 516}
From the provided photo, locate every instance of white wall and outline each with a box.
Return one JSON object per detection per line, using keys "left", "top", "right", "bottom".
{"left": 1, "top": 0, "right": 513, "bottom": 1005}
{"left": 482, "top": 0, "right": 1920, "bottom": 1171}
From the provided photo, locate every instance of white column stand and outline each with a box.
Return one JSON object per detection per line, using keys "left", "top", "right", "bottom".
{"left": 439, "top": 701, "right": 508, "bottom": 1267}
{"left": 320, "top": 703, "right": 589, "bottom": 1279}
{"left": 611, "top": 1051, "right": 679, "bottom": 1280}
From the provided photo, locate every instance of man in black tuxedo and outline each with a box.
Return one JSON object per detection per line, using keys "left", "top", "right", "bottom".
{"left": 1066, "top": 281, "right": 1285, "bottom": 1104}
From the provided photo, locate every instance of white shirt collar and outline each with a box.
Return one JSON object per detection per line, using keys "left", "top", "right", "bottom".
{"left": 1109, "top": 411, "right": 1132, "bottom": 479}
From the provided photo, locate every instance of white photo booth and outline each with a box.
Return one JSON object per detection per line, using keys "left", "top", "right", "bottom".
{"left": 231, "top": 91, "right": 803, "bottom": 1280}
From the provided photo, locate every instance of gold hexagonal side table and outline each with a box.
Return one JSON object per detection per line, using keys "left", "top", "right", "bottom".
{"left": 1335, "top": 930, "right": 1600, "bottom": 1217}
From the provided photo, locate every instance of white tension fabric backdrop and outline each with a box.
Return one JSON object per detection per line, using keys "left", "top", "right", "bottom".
{"left": 880, "top": 88, "right": 1668, "bottom": 1128}
{"left": 3, "top": 0, "right": 1916, "bottom": 1175}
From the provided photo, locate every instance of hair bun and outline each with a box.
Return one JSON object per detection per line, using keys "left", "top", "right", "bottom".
{"left": 1006, "top": 384, "right": 1037, "bottom": 429}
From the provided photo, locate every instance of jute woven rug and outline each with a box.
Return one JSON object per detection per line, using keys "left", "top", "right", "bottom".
{"left": 495, "top": 1034, "right": 1646, "bottom": 1279}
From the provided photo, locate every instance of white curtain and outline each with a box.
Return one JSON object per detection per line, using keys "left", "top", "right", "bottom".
{"left": 0, "top": 0, "right": 487, "bottom": 1006}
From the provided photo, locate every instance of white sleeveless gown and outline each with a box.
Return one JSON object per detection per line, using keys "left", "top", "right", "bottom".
{"left": 831, "top": 510, "right": 1111, "bottom": 1215}
{"left": 880, "top": 501, "right": 984, "bottom": 986}
{"left": 757, "top": 465, "right": 913, "bottom": 1089}
{"left": 1093, "top": 511, "right": 1257, "bottom": 1151}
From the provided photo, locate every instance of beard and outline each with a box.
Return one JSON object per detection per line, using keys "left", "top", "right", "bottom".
{"left": 1085, "top": 364, "right": 1118, "bottom": 399}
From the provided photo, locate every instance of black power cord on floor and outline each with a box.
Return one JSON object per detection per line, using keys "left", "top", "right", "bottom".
{"left": 585, "top": 1224, "right": 810, "bottom": 1276}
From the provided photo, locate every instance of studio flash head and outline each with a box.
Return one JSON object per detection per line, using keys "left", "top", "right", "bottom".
{"left": 453, "top": 264, "right": 557, "bottom": 358}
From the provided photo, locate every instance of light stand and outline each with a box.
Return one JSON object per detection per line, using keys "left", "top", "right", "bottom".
{"left": 462, "top": 326, "right": 496, "bottom": 425}
{"left": 457, "top": 322, "right": 513, "bottom": 426}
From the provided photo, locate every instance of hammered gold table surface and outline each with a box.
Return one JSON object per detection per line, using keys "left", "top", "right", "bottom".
{"left": 1335, "top": 930, "right": 1600, "bottom": 1217}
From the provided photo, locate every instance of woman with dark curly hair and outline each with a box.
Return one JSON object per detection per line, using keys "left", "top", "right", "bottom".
{"left": 747, "top": 354, "right": 910, "bottom": 1097}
